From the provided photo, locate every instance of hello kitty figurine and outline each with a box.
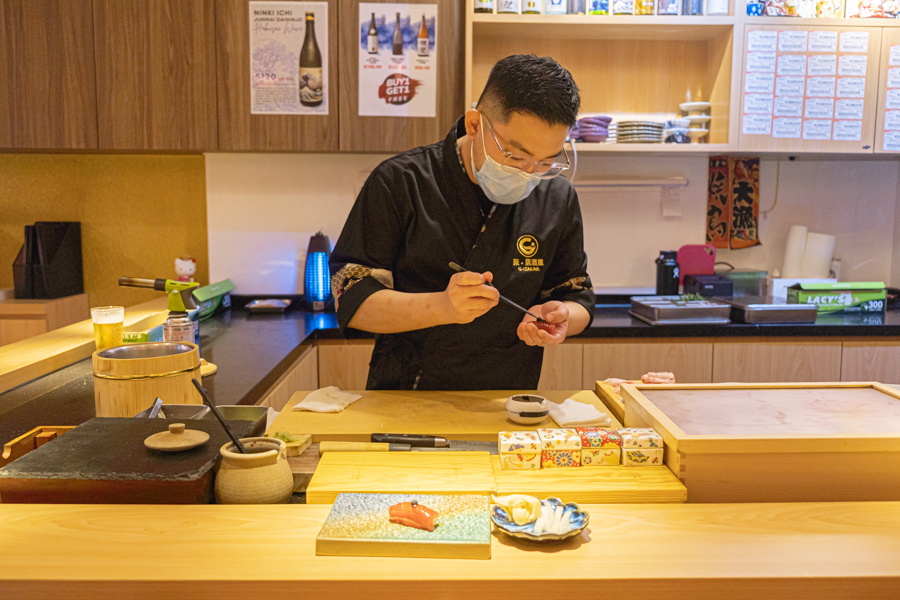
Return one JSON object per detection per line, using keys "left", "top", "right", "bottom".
{"left": 175, "top": 256, "right": 197, "bottom": 282}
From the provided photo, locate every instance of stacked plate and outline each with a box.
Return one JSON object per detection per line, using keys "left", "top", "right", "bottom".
{"left": 615, "top": 121, "right": 664, "bottom": 144}
{"left": 606, "top": 123, "right": 618, "bottom": 143}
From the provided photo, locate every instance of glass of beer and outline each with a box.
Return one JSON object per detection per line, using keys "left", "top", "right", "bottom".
{"left": 91, "top": 306, "right": 125, "bottom": 351}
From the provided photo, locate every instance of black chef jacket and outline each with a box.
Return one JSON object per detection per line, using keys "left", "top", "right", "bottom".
{"left": 330, "top": 117, "right": 595, "bottom": 390}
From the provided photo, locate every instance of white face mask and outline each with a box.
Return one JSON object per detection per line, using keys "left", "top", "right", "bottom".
{"left": 471, "top": 117, "right": 541, "bottom": 205}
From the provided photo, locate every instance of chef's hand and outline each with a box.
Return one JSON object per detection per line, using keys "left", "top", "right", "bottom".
{"left": 517, "top": 301, "right": 568, "bottom": 346}
{"left": 443, "top": 271, "right": 500, "bottom": 324}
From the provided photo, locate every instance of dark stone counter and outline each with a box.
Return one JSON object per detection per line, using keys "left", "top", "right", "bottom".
{"left": 1, "top": 303, "right": 898, "bottom": 446}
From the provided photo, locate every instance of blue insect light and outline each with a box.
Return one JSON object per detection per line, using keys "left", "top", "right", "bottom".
{"left": 304, "top": 232, "right": 332, "bottom": 311}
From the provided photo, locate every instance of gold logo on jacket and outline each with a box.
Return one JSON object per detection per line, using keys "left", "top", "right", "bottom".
{"left": 517, "top": 235, "right": 538, "bottom": 258}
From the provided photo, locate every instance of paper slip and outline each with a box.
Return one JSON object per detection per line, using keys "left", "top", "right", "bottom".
{"left": 886, "top": 89, "right": 900, "bottom": 111}
{"left": 778, "top": 55, "right": 807, "bottom": 76}
{"left": 805, "top": 98, "right": 835, "bottom": 120}
{"left": 745, "top": 93, "right": 774, "bottom": 114}
{"left": 809, "top": 31, "right": 838, "bottom": 53}
{"left": 774, "top": 95, "right": 804, "bottom": 117}
{"left": 808, "top": 55, "right": 837, "bottom": 76}
{"left": 836, "top": 77, "right": 865, "bottom": 98}
{"left": 806, "top": 77, "right": 836, "bottom": 97}
{"left": 802, "top": 119, "right": 832, "bottom": 140}
{"left": 779, "top": 30, "right": 808, "bottom": 52}
{"left": 748, "top": 30, "right": 777, "bottom": 52}
{"left": 835, "top": 98, "right": 865, "bottom": 119}
{"left": 832, "top": 120, "right": 862, "bottom": 141}
{"left": 891, "top": 45, "right": 900, "bottom": 67}
{"left": 747, "top": 52, "right": 776, "bottom": 72}
{"left": 888, "top": 68, "right": 900, "bottom": 89}
{"left": 838, "top": 55, "right": 868, "bottom": 77}
{"left": 773, "top": 117, "right": 802, "bottom": 138}
{"left": 776, "top": 75, "right": 806, "bottom": 96}
{"left": 884, "top": 130, "right": 900, "bottom": 151}
{"left": 745, "top": 72, "right": 775, "bottom": 94}
{"left": 742, "top": 114, "right": 772, "bottom": 135}
{"left": 840, "top": 31, "right": 869, "bottom": 53}
{"left": 885, "top": 110, "right": 900, "bottom": 131}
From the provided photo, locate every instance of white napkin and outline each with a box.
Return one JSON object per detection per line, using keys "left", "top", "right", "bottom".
{"left": 548, "top": 398, "right": 612, "bottom": 427}
{"left": 292, "top": 386, "right": 362, "bottom": 413}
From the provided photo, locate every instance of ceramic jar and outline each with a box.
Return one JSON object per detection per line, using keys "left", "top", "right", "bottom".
{"left": 505, "top": 394, "right": 550, "bottom": 425}
{"left": 215, "top": 437, "right": 294, "bottom": 504}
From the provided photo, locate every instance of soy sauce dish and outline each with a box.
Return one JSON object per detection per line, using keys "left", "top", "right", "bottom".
{"left": 505, "top": 394, "right": 550, "bottom": 425}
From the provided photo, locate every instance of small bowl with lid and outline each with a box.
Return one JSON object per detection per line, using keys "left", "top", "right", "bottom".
{"left": 506, "top": 394, "right": 550, "bottom": 425}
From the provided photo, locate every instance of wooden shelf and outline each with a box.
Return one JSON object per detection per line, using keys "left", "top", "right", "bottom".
{"left": 575, "top": 142, "right": 731, "bottom": 153}
{"left": 743, "top": 16, "right": 900, "bottom": 27}
{"left": 472, "top": 14, "right": 734, "bottom": 40}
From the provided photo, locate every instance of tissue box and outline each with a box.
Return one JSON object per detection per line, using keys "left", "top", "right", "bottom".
{"left": 623, "top": 448, "right": 664, "bottom": 466}
{"left": 498, "top": 431, "right": 542, "bottom": 470}
{"left": 538, "top": 428, "right": 581, "bottom": 468}
{"left": 577, "top": 428, "right": 621, "bottom": 466}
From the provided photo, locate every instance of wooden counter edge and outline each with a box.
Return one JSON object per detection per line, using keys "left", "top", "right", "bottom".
{"left": 0, "top": 297, "right": 169, "bottom": 393}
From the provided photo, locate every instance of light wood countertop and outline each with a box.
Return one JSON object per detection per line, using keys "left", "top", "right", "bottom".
{"left": 0, "top": 501, "right": 899, "bottom": 598}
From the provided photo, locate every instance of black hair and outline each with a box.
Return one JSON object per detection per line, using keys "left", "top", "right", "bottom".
{"left": 477, "top": 54, "right": 580, "bottom": 128}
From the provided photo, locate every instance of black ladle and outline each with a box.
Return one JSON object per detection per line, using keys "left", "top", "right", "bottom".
{"left": 192, "top": 378, "right": 248, "bottom": 454}
{"left": 448, "top": 262, "right": 546, "bottom": 323}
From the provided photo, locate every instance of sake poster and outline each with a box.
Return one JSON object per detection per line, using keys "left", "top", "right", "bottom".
{"left": 249, "top": 1, "right": 329, "bottom": 115}
{"left": 358, "top": 3, "right": 437, "bottom": 118}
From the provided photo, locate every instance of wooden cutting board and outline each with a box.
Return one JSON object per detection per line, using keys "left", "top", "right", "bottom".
{"left": 490, "top": 456, "right": 686, "bottom": 504}
{"left": 306, "top": 451, "right": 497, "bottom": 504}
{"left": 269, "top": 390, "right": 621, "bottom": 442}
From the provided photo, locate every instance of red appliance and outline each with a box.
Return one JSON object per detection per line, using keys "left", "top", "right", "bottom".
{"left": 677, "top": 244, "right": 716, "bottom": 285}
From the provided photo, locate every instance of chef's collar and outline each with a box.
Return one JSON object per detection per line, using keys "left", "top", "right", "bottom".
{"left": 446, "top": 116, "right": 495, "bottom": 217}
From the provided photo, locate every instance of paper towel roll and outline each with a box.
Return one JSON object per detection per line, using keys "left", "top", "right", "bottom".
{"left": 781, "top": 225, "right": 808, "bottom": 278}
{"left": 800, "top": 233, "right": 836, "bottom": 278}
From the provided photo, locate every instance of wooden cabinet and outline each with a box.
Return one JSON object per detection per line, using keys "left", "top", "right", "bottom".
{"left": 582, "top": 340, "right": 714, "bottom": 388}
{"left": 841, "top": 341, "right": 900, "bottom": 383}
{"left": 93, "top": 0, "right": 218, "bottom": 150}
{"left": 537, "top": 342, "right": 583, "bottom": 390}
{"left": 338, "top": 0, "right": 464, "bottom": 152}
{"left": 257, "top": 345, "right": 318, "bottom": 410}
{"left": 712, "top": 339, "right": 842, "bottom": 383}
{"left": 317, "top": 340, "right": 374, "bottom": 389}
{"left": 0, "top": 0, "right": 98, "bottom": 149}
{"left": 215, "top": 0, "right": 340, "bottom": 151}
{"left": 0, "top": 294, "right": 89, "bottom": 346}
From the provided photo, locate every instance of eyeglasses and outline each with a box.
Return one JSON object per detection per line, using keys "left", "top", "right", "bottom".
{"left": 481, "top": 112, "right": 570, "bottom": 180}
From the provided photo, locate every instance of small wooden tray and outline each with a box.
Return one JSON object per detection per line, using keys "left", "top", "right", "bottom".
{"left": 1, "top": 426, "right": 75, "bottom": 468}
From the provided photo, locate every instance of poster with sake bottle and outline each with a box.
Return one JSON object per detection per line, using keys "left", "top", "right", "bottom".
{"left": 249, "top": 1, "right": 330, "bottom": 114}
{"left": 358, "top": 3, "right": 437, "bottom": 117}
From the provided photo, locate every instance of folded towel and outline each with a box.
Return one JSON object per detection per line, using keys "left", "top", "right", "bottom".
{"left": 292, "top": 386, "right": 362, "bottom": 413}
{"left": 548, "top": 398, "right": 612, "bottom": 427}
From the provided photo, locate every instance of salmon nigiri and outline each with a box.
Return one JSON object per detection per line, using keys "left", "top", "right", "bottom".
{"left": 389, "top": 500, "right": 440, "bottom": 532}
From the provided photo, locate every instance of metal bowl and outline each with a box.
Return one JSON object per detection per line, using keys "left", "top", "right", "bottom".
{"left": 491, "top": 497, "right": 589, "bottom": 543}
{"left": 97, "top": 342, "right": 196, "bottom": 360}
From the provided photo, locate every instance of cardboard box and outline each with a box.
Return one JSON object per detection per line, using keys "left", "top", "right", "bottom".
{"left": 787, "top": 282, "right": 886, "bottom": 313}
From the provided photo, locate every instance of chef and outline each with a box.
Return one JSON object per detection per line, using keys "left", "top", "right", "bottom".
{"left": 330, "top": 54, "right": 594, "bottom": 390}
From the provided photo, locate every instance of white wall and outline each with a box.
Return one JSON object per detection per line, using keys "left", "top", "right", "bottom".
{"left": 206, "top": 152, "right": 900, "bottom": 294}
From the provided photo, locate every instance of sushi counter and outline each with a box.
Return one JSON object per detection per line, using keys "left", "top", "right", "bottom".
{"left": 3, "top": 386, "right": 900, "bottom": 597}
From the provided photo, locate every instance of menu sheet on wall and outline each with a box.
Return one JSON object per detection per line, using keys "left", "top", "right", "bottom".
{"left": 743, "top": 29, "right": 869, "bottom": 143}
{"left": 883, "top": 45, "right": 900, "bottom": 151}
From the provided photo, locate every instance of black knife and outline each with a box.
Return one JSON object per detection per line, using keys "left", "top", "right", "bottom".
{"left": 371, "top": 433, "right": 450, "bottom": 447}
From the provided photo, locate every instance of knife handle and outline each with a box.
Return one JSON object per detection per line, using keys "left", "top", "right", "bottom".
{"left": 371, "top": 433, "right": 449, "bottom": 447}
{"left": 318, "top": 442, "right": 411, "bottom": 455}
